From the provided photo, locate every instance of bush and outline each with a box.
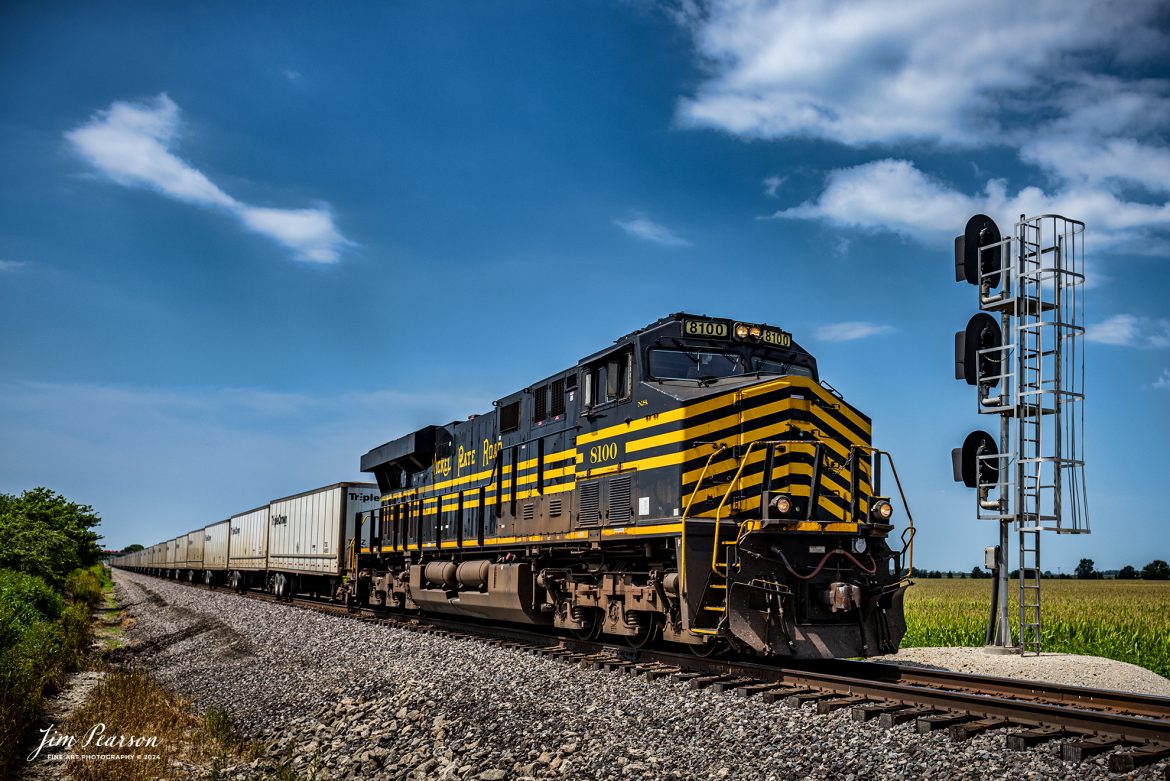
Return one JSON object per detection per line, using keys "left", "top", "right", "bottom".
{"left": 0, "top": 568, "right": 63, "bottom": 626}
{"left": 0, "top": 488, "right": 104, "bottom": 778}
{"left": 0, "top": 616, "right": 63, "bottom": 778}
{"left": 58, "top": 603, "right": 94, "bottom": 676}
{"left": 0, "top": 567, "right": 97, "bottom": 779}
{"left": 66, "top": 566, "right": 104, "bottom": 610}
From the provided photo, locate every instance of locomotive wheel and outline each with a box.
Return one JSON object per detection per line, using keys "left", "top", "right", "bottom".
{"left": 689, "top": 638, "right": 724, "bottom": 657}
{"left": 569, "top": 608, "right": 602, "bottom": 641}
{"left": 625, "top": 616, "right": 661, "bottom": 649}
{"left": 570, "top": 621, "right": 602, "bottom": 642}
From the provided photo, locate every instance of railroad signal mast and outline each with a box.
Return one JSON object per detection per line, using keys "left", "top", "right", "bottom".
{"left": 952, "top": 213, "right": 1090, "bottom": 654}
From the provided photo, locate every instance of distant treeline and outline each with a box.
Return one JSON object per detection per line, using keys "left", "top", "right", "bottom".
{"left": 911, "top": 557, "right": 1170, "bottom": 580}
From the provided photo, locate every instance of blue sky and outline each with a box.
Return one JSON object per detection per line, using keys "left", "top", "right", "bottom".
{"left": 1, "top": 1, "right": 1168, "bottom": 572}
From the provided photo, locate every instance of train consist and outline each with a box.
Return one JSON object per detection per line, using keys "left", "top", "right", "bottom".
{"left": 115, "top": 483, "right": 381, "bottom": 598}
{"left": 117, "top": 313, "right": 914, "bottom": 658}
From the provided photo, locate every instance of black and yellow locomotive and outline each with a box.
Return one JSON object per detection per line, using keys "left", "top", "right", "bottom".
{"left": 356, "top": 313, "right": 912, "bottom": 658}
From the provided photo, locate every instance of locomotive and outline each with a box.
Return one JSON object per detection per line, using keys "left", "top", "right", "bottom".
{"left": 356, "top": 313, "right": 913, "bottom": 658}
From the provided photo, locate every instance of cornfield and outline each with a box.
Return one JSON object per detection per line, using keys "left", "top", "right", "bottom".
{"left": 901, "top": 579, "right": 1170, "bottom": 679}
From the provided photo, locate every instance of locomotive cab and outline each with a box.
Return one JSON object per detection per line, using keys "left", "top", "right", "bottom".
{"left": 621, "top": 315, "right": 910, "bottom": 657}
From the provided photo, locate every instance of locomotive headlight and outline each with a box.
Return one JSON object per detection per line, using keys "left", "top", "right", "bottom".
{"left": 735, "top": 323, "right": 750, "bottom": 339}
{"left": 870, "top": 499, "right": 894, "bottom": 522}
{"left": 770, "top": 493, "right": 793, "bottom": 516}
{"left": 748, "top": 326, "right": 762, "bottom": 340}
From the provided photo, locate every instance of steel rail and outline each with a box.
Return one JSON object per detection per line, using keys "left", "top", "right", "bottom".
{"left": 126, "top": 571, "right": 1170, "bottom": 769}
{"left": 818, "top": 658, "right": 1170, "bottom": 720}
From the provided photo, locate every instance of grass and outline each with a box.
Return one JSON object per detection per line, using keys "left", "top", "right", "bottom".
{"left": 54, "top": 570, "right": 243, "bottom": 781}
{"left": 0, "top": 566, "right": 99, "bottom": 779}
{"left": 61, "top": 667, "right": 319, "bottom": 781}
{"left": 62, "top": 669, "right": 260, "bottom": 781}
{"left": 92, "top": 572, "right": 128, "bottom": 652}
{"left": 66, "top": 565, "right": 106, "bottom": 611}
{"left": 18, "top": 566, "right": 311, "bottom": 781}
{"left": 902, "top": 578, "right": 1170, "bottom": 678}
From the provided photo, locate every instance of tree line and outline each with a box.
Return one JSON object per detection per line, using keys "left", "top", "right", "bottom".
{"left": 910, "top": 558, "right": 1170, "bottom": 580}
{"left": 1071, "top": 558, "right": 1170, "bottom": 580}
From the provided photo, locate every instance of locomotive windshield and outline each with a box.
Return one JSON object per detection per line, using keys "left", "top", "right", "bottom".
{"left": 648, "top": 348, "right": 814, "bottom": 381}
{"left": 649, "top": 348, "right": 744, "bottom": 380}
{"left": 752, "top": 357, "right": 814, "bottom": 378}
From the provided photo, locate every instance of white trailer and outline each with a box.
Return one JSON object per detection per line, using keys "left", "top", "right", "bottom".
{"left": 184, "top": 529, "right": 205, "bottom": 571}
{"left": 204, "top": 520, "right": 230, "bottom": 570}
{"left": 173, "top": 534, "right": 189, "bottom": 571}
{"left": 267, "top": 483, "right": 381, "bottom": 576}
{"left": 228, "top": 506, "right": 269, "bottom": 571}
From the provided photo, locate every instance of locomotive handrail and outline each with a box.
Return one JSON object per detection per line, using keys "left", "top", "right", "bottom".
{"left": 692, "top": 437, "right": 917, "bottom": 586}
{"left": 870, "top": 449, "right": 916, "bottom": 585}
{"left": 710, "top": 441, "right": 759, "bottom": 576}
{"left": 678, "top": 444, "right": 725, "bottom": 609}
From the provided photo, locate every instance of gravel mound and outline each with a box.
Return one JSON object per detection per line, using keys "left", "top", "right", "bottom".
{"left": 113, "top": 571, "right": 1168, "bottom": 781}
{"left": 872, "top": 646, "right": 1170, "bottom": 697}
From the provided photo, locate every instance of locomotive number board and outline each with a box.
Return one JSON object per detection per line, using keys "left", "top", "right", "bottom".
{"left": 683, "top": 319, "right": 729, "bottom": 338}
{"left": 683, "top": 318, "right": 792, "bottom": 348}
{"left": 760, "top": 329, "right": 792, "bottom": 347}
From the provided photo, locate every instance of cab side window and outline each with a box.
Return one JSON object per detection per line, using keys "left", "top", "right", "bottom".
{"left": 583, "top": 366, "right": 600, "bottom": 410}
{"left": 583, "top": 349, "right": 634, "bottom": 411}
{"left": 606, "top": 350, "right": 633, "bottom": 402}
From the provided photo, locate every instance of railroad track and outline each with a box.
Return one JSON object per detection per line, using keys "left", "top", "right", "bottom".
{"left": 146, "top": 574, "right": 1170, "bottom": 776}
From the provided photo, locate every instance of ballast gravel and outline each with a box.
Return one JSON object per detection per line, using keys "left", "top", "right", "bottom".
{"left": 871, "top": 646, "right": 1170, "bottom": 697}
{"left": 113, "top": 571, "right": 1169, "bottom": 781}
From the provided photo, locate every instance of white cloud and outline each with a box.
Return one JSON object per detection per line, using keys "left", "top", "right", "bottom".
{"left": 1086, "top": 315, "right": 1170, "bottom": 348}
{"left": 613, "top": 214, "right": 692, "bottom": 247}
{"left": 66, "top": 94, "right": 350, "bottom": 263}
{"left": 677, "top": 1, "right": 1165, "bottom": 149}
{"left": 776, "top": 159, "right": 976, "bottom": 241}
{"left": 283, "top": 69, "right": 302, "bottom": 82}
{"left": 677, "top": 1, "right": 1170, "bottom": 255}
{"left": 238, "top": 206, "right": 347, "bottom": 264}
{"left": 66, "top": 95, "right": 237, "bottom": 210}
{"left": 773, "top": 159, "right": 1170, "bottom": 251}
{"left": 0, "top": 259, "right": 27, "bottom": 272}
{"left": 762, "top": 175, "right": 785, "bottom": 198}
{"left": 1022, "top": 136, "right": 1170, "bottom": 197}
{"left": 815, "top": 321, "right": 895, "bottom": 342}
{"left": 1155, "top": 369, "right": 1170, "bottom": 389}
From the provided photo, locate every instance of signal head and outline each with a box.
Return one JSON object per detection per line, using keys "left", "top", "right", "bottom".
{"left": 951, "top": 430, "right": 999, "bottom": 489}
{"left": 954, "top": 312, "right": 1003, "bottom": 387}
{"left": 955, "top": 213, "right": 1002, "bottom": 288}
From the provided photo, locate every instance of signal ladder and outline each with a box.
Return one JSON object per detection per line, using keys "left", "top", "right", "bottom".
{"left": 955, "top": 212, "right": 1089, "bottom": 655}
